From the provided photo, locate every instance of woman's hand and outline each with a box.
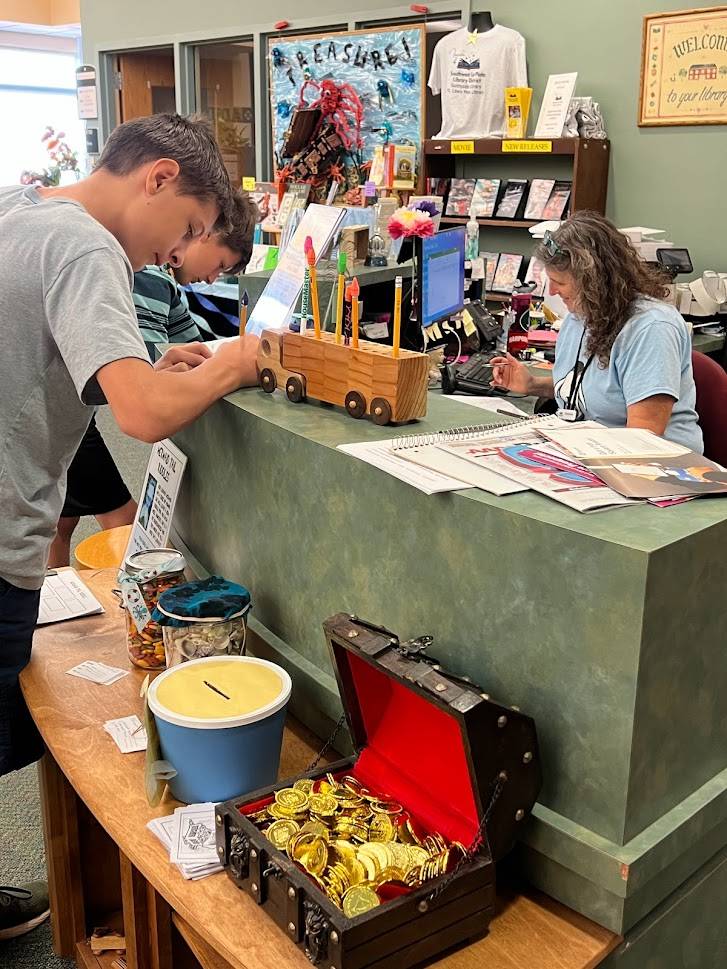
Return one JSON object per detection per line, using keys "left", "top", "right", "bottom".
{"left": 490, "top": 353, "right": 533, "bottom": 395}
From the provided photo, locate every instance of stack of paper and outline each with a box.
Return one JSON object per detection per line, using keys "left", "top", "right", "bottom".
{"left": 147, "top": 803, "right": 223, "bottom": 880}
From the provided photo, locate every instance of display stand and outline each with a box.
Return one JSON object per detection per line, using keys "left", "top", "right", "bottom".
{"left": 420, "top": 138, "right": 610, "bottom": 220}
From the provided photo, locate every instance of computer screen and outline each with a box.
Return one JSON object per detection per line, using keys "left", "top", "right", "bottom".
{"left": 418, "top": 227, "right": 466, "bottom": 329}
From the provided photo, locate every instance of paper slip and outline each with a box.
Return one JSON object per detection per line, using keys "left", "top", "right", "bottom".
{"left": 444, "top": 395, "right": 528, "bottom": 418}
{"left": 104, "top": 715, "right": 147, "bottom": 753}
{"left": 37, "top": 568, "right": 104, "bottom": 626}
{"left": 337, "top": 441, "right": 470, "bottom": 495}
{"left": 170, "top": 803, "right": 220, "bottom": 865}
{"left": 66, "top": 661, "right": 129, "bottom": 686}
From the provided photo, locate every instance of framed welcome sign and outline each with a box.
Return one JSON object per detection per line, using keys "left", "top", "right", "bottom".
{"left": 639, "top": 6, "right": 727, "bottom": 126}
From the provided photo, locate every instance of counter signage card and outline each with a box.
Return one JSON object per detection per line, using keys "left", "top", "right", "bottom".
{"left": 75, "top": 65, "right": 98, "bottom": 120}
{"left": 246, "top": 204, "right": 346, "bottom": 336}
{"left": 124, "top": 439, "right": 188, "bottom": 560}
{"left": 534, "top": 72, "right": 578, "bottom": 137}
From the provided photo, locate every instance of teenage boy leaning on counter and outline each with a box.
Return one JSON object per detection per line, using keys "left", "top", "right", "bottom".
{"left": 48, "top": 187, "right": 259, "bottom": 567}
{"left": 0, "top": 112, "right": 258, "bottom": 941}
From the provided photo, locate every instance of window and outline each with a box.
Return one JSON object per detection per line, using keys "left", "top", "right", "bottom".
{"left": 191, "top": 41, "right": 255, "bottom": 186}
{"left": 0, "top": 46, "right": 86, "bottom": 186}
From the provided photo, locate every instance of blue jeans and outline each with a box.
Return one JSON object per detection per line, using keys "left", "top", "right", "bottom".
{"left": 0, "top": 577, "right": 43, "bottom": 776}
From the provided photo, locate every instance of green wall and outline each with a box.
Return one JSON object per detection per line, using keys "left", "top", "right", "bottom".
{"left": 81, "top": 0, "right": 726, "bottom": 273}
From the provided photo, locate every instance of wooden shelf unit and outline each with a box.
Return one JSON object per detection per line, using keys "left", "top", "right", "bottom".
{"left": 421, "top": 137, "right": 611, "bottom": 216}
{"left": 440, "top": 215, "right": 540, "bottom": 229}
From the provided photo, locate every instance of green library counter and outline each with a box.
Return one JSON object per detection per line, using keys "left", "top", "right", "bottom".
{"left": 171, "top": 386, "right": 727, "bottom": 967}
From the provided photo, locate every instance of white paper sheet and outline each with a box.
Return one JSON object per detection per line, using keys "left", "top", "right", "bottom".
{"left": 37, "top": 569, "right": 104, "bottom": 626}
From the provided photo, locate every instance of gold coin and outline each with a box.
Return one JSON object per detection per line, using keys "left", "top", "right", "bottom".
{"left": 370, "top": 800, "right": 403, "bottom": 815}
{"left": 293, "top": 833, "right": 328, "bottom": 875}
{"left": 268, "top": 802, "right": 305, "bottom": 821}
{"left": 369, "top": 813, "right": 395, "bottom": 842}
{"left": 346, "top": 858, "right": 367, "bottom": 886}
{"left": 343, "top": 885, "right": 380, "bottom": 918}
{"left": 309, "top": 793, "right": 338, "bottom": 817}
{"left": 407, "top": 845, "right": 428, "bottom": 868}
{"left": 293, "top": 778, "right": 314, "bottom": 794}
{"left": 275, "top": 788, "right": 309, "bottom": 812}
{"left": 266, "top": 819, "right": 300, "bottom": 850}
{"left": 300, "top": 820, "right": 329, "bottom": 838}
{"left": 374, "top": 865, "right": 405, "bottom": 886}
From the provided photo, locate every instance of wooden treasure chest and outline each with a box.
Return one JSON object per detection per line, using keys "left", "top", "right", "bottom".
{"left": 217, "top": 614, "right": 541, "bottom": 969}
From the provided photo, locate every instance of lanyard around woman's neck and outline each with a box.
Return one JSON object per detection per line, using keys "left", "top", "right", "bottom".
{"left": 566, "top": 327, "right": 595, "bottom": 413}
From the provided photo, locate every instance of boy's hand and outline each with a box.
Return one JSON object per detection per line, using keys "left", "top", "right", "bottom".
{"left": 154, "top": 342, "right": 212, "bottom": 373}
{"left": 208, "top": 334, "right": 260, "bottom": 392}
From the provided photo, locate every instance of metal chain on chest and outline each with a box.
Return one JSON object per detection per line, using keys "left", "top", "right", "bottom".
{"left": 305, "top": 713, "right": 348, "bottom": 774}
{"left": 426, "top": 772, "right": 506, "bottom": 904}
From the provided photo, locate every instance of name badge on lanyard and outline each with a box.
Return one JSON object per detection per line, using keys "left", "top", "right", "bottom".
{"left": 556, "top": 408, "right": 578, "bottom": 422}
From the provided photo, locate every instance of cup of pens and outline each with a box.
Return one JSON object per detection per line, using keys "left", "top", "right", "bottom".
{"left": 147, "top": 655, "right": 291, "bottom": 803}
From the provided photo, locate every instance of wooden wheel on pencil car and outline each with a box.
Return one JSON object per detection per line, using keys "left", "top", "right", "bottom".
{"left": 370, "top": 397, "right": 392, "bottom": 426}
{"left": 285, "top": 375, "right": 305, "bottom": 403}
{"left": 344, "top": 390, "right": 366, "bottom": 419}
{"left": 260, "top": 368, "right": 276, "bottom": 393}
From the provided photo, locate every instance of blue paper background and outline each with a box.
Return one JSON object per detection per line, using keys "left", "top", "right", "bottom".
{"left": 268, "top": 28, "right": 423, "bottom": 167}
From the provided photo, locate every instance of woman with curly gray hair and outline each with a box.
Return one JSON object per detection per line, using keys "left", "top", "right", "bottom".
{"left": 490, "top": 211, "right": 703, "bottom": 452}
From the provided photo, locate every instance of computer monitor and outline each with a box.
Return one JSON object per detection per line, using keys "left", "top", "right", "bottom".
{"left": 418, "top": 227, "right": 466, "bottom": 329}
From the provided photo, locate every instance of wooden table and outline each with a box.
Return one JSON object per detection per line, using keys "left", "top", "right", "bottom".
{"left": 21, "top": 569, "right": 620, "bottom": 969}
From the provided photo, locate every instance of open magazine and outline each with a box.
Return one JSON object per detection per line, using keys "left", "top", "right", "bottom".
{"left": 440, "top": 437, "right": 634, "bottom": 513}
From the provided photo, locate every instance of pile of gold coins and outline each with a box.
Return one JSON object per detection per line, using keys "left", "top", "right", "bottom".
{"left": 246, "top": 773, "right": 465, "bottom": 918}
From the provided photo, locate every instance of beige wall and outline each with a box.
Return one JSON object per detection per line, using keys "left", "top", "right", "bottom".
{"left": 0, "top": 0, "right": 79, "bottom": 25}
{"left": 80, "top": 0, "right": 727, "bottom": 272}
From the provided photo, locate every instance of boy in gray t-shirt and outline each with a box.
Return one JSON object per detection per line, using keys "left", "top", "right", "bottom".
{"left": 0, "top": 113, "right": 259, "bottom": 941}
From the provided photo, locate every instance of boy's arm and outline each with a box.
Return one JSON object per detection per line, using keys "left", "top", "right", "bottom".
{"left": 97, "top": 335, "right": 259, "bottom": 443}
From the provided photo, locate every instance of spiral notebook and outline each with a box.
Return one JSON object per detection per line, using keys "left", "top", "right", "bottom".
{"left": 337, "top": 415, "right": 558, "bottom": 496}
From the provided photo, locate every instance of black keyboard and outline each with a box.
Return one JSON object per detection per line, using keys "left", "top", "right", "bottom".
{"left": 441, "top": 351, "right": 505, "bottom": 396}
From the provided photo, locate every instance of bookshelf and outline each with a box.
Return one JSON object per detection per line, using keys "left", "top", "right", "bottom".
{"left": 420, "top": 137, "right": 611, "bottom": 218}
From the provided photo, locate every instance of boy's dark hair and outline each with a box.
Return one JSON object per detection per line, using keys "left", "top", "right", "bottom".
{"left": 220, "top": 190, "right": 258, "bottom": 274}
{"left": 96, "top": 113, "right": 232, "bottom": 226}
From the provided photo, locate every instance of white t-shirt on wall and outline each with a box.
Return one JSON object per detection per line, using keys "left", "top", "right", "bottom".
{"left": 428, "top": 25, "right": 527, "bottom": 139}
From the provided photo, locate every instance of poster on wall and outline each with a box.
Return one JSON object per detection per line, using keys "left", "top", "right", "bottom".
{"left": 639, "top": 6, "right": 727, "bottom": 126}
{"left": 268, "top": 27, "right": 425, "bottom": 175}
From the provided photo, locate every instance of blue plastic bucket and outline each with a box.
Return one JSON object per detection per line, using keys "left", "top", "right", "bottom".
{"left": 147, "top": 655, "right": 292, "bottom": 804}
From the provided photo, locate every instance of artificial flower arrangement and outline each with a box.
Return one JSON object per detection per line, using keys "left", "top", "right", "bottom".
{"left": 20, "top": 126, "right": 79, "bottom": 187}
{"left": 387, "top": 199, "right": 437, "bottom": 239}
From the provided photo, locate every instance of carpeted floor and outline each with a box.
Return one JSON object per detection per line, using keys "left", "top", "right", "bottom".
{"left": 1, "top": 411, "right": 149, "bottom": 968}
{"left": 0, "top": 765, "right": 73, "bottom": 968}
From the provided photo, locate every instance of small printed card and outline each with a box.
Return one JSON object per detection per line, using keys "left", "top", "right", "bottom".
{"left": 104, "top": 715, "right": 147, "bottom": 753}
{"left": 66, "top": 661, "right": 129, "bottom": 686}
{"left": 170, "top": 804, "right": 219, "bottom": 865}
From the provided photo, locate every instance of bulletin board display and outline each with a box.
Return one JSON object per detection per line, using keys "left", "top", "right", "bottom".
{"left": 268, "top": 26, "right": 426, "bottom": 166}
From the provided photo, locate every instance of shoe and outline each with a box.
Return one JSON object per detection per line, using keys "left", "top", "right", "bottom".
{"left": 0, "top": 882, "right": 50, "bottom": 940}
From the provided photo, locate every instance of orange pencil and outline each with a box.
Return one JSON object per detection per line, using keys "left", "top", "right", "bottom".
{"left": 392, "top": 275, "right": 402, "bottom": 358}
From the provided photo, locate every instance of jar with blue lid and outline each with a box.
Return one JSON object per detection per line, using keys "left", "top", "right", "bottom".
{"left": 152, "top": 575, "right": 252, "bottom": 668}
